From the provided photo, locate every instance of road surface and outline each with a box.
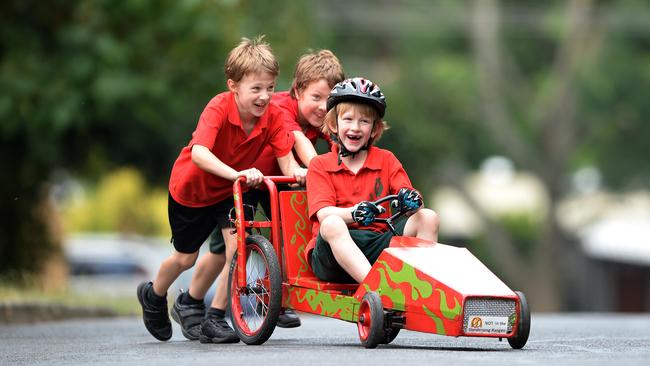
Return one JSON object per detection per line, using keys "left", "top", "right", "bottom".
{"left": 1, "top": 313, "right": 649, "bottom": 365}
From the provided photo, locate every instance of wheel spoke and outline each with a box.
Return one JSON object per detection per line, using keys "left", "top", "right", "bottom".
{"left": 238, "top": 247, "right": 271, "bottom": 332}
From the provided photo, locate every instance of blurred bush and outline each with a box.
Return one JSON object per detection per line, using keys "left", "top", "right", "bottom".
{"left": 63, "top": 168, "right": 169, "bottom": 237}
{"left": 497, "top": 213, "right": 540, "bottom": 262}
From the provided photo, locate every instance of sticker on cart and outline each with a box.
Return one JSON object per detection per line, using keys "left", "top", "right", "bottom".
{"left": 466, "top": 316, "right": 509, "bottom": 334}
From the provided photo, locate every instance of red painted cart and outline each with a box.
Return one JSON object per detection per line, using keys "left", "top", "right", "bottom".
{"left": 228, "top": 177, "right": 530, "bottom": 348}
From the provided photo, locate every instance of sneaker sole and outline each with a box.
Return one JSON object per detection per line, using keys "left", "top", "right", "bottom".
{"left": 170, "top": 306, "right": 200, "bottom": 341}
{"left": 137, "top": 282, "right": 172, "bottom": 342}
{"left": 199, "top": 334, "right": 240, "bottom": 344}
{"left": 276, "top": 318, "right": 301, "bottom": 328}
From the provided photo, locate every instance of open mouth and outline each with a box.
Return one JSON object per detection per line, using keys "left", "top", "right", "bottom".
{"left": 253, "top": 102, "right": 268, "bottom": 114}
{"left": 344, "top": 135, "right": 364, "bottom": 148}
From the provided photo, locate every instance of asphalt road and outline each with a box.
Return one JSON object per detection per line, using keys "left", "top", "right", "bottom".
{"left": 1, "top": 313, "right": 649, "bottom": 366}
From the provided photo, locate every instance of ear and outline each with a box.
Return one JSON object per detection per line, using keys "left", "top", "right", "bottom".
{"left": 293, "top": 86, "right": 303, "bottom": 99}
{"left": 227, "top": 79, "right": 237, "bottom": 93}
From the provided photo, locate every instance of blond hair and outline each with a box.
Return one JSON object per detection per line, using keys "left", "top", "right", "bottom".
{"left": 290, "top": 50, "right": 345, "bottom": 98}
{"left": 224, "top": 35, "right": 279, "bottom": 82}
{"left": 321, "top": 102, "right": 388, "bottom": 143}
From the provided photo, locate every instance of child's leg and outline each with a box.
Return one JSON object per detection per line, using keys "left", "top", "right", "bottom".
{"left": 319, "top": 215, "right": 371, "bottom": 283}
{"left": 152, "top": 250, "right": 200, "bottom": 296}
{"left": 196, "top": 226, "right": 239, "bottom": 343}
{"left": 403, "top": 208, "right": 440, "bottom": 242}
{"left": 188, "top": 252, "right": 226, "bottom": 299}
{"left": 208, "top": 227, "right": 238, "bottom": 310}
{"left": 139, "top": 249, "right": 199, "bottom": 342}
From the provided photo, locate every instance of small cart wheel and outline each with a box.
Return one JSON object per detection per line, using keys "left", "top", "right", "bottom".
{"left": 508, "top": 290, "right": 531, "bottom": 349}
{"left": 228, "top": 235, "right": 282, "bottom": 345}
{"left": 357, "top": 292, "right": 385, "bottom": 348}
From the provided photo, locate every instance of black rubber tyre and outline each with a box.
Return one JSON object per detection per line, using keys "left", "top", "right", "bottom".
{"left": 228, "top": 235, "right": 282, "bottom": 345}
{"left": 508, "top": 290, "right": 531, "bottom": 349}
{"left": 357, "top": 292, "right": 385, "bottom": 348}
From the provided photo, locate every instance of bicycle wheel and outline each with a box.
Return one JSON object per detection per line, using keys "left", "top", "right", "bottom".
{"left": 228, "top": 234, "right": 282, "bottom": 345}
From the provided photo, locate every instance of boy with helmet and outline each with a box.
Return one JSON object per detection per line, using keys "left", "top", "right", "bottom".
{"left": 136, "top": 36, "right": 306, "bottom": 344}
{"left": 305, "top": 77, "right": 440, "bottom": 283}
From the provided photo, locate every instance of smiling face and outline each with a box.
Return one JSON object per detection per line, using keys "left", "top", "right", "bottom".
{"left": 296, "top": 78, "right": 331, "bottom": 129}
{"left": 335, "top": 104, "right": 378, "bottom": 154}
{"left": 228, "top": 71, "right": 276, "bottom": 124}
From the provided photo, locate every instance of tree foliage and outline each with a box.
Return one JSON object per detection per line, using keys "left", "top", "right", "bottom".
{"left": 0, "top": 0, "right": 311, "bottom": 279}
{"left": 313, "top": 0, "right": 650, "bottom": 310}
{"left": 1, "top": 0, "right": 649, "bottom": 309}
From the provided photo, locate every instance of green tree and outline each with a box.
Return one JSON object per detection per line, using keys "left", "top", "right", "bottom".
{"left": 0, "top": 0, "right": 312, "bottom": 280}
{"left": 315, "top": 0, "right": 650, "bottom": 310}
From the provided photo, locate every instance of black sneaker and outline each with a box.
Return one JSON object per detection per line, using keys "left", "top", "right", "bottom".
{"left": 136, "top": 281, "right": 172, "bottom": 341}
{"left": 199, "top": 316, "right": 240, "bottom": 344}
{"left": 277, "top": 308, "right": 301, "bottom": 328}
{"left": 170, "top": 292, "right": 205, "bottom": 341}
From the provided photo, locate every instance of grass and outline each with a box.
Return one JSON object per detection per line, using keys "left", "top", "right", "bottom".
{"left": 0, "top": 283, "right": 141, "bottom": 317}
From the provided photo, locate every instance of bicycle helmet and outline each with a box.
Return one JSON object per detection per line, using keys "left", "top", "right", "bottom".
{"left": 326, "top": 77, "right": 386, "bottom": 118}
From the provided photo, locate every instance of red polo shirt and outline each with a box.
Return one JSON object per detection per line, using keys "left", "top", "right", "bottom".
{"left": 304, "top": 146, "right": 413, "bottom": 262}
{"left": 169, "top": 91, "right": 294, "bottom": 207}
{"left": 252, "top": 91, "right": 332, "bottom": 175}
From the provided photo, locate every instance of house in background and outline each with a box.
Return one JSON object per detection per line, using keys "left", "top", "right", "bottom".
{"left": 433, "top": 157, "right": 650, "bottom": 312}
{"left": 561, "top": 193, "right": 650, "bottom": 312}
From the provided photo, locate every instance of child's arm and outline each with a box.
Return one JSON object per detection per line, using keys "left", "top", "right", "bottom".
{"left": 317, "top": 201, "right": 383, "bottom": 227}
{"left": 276, "top": 152, "right": 307, "bottom": 185}
{"left": 315, "top": 205, "right": 356, "bottom": 224}
{"left": 292, "top": 131, "right": 318, "bottom": 167}
{"left": 191, "top": 144, "right": 263, "bottom": 187}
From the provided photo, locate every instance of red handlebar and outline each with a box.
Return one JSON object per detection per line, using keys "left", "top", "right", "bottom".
{"left": 235, "top": 176, "right": 298, "bottom": 186}
{"left": 233, "top": 176, "right": 297, "bottom": 287}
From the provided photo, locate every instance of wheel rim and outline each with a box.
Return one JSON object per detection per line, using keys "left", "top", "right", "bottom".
{"left": 357, "top": 299, "right": 371, "bottom": 341}
{"left": 230, "top": 245, "right": 270, "bottom": 336}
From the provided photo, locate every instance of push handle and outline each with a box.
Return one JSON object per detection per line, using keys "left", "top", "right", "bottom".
{"left": 233, "top": 176, "right": 297, "bottom": 287}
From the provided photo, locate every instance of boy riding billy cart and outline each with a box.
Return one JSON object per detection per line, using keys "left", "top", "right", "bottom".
{"left": 227, "top": 78, "right": 531, "bottom": 348}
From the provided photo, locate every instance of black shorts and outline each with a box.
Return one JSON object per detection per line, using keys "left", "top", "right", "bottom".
{"left": 168, "top": 193, "right": 235, "bottom": 254}
{"left": 311, "top": 218, "right": 408, "bottom": 283}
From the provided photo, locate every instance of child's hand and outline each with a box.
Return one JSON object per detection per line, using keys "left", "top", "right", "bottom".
{"left": 237, "top": 168, "right": 264, "bottom": 187}
{"left": 397, "top": 188, "right": 423, "bottom": 212}
{"left": 352, "top": 201, "right": 385, "bottom": 226}
{"left": 292, "top": 167, "right": 307, "bottom": 186}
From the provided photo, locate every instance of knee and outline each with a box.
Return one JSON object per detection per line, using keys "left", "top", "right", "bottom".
{"left": 172, "top": 251, "right": 199, "bottom": 270}
{"left": 222, "top": 233, "right": 237, "bottom": 259}
{"left": 416, "top": 208, "right": 440, "bottom": 229}
{"left": 319, "top": 215, "right": 347, "bottom": 240}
